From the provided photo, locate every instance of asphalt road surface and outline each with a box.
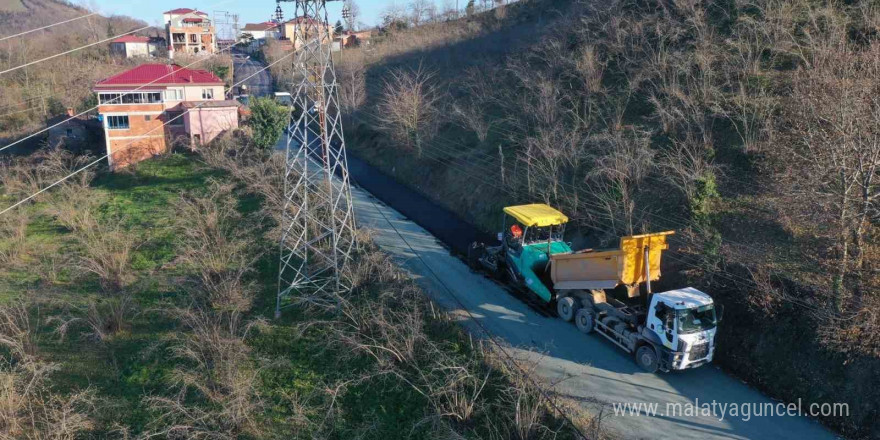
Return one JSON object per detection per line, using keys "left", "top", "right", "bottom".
{"left": 275, "top": 130, "right": 841, "bottom": 440}
{"left": 233, "top": 51, "right": 273, "bottom": 98}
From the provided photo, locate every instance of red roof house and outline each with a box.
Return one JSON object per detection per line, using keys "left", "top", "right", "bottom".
{"left": 93, "top": 64, "right": 237, "bottom": 169}
{"left": 95, "top": 64, "right": 223, "bottom": 89}
{"left": 164, "top": 8, "right": 209, "bottom": 16}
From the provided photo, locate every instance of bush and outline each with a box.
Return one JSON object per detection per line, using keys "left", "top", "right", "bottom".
{"left": 248, "top": 97, "right": 289, "bottom": 150}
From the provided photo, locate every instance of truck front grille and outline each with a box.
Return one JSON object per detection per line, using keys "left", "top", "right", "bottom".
{"left": 689, "top": 342, "right": 709, "bottom": 360}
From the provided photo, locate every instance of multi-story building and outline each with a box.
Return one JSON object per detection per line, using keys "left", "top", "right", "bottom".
{"left": 94, "top": 64, "right": 240, "bottom": 169}
{"left": 163, "top": 8, "right": 216, "bottom": 57}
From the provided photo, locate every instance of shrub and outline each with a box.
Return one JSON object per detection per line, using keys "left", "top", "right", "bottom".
{"left": 248, "top": 97, "right": 290, "bottom": 150}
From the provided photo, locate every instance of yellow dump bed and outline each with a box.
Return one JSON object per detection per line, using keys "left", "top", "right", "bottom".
{"left": 550, "top": 231, "right": 674, "bottom": 296}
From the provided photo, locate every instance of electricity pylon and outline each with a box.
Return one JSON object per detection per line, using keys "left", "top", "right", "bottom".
{"left": 276, "top": 0, "right": 356, "bottom": 317}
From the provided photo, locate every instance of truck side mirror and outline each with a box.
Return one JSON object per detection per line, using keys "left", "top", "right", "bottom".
{"left": 717, "top": 304, "right": 724, "bottom": 323}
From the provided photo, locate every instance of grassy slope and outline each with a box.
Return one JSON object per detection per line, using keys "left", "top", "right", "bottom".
{"left": 0, "top": 154, "right": 577, "bottom": 438}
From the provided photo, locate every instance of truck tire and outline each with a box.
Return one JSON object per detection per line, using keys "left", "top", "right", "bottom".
{"left": 556, "top": 296, "right": 577, "bottom": 322}
{"left": 635, "top": 345, "right": 659, "bottom": 373}
{"left": 574, "top": 308, "right": 595, "bottom": 334}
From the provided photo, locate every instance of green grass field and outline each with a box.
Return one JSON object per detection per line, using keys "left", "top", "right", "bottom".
{"left": 0, "top": 153, "right": 574, "bottom": 438}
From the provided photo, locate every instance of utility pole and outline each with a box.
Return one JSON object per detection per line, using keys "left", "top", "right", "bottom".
{"left": 341, "top": 1, "right": 354, "bottom": 32}
{"left": 214, "top": 10, "right": 240, "bottom": 46}
{"left": 275, "top": 0, "right": 356, "bottom": 317}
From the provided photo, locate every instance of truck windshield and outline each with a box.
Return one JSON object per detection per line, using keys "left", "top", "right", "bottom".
{"left": 676, "top": 305, "right": 716, "bottom": 334}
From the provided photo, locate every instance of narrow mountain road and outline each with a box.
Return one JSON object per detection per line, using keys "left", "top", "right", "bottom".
{"left": 274, "top": 126, "right": 841, "bottom": 440}
{"left": 349, "top": 188, "right": 840, "bottom": 440}
{"left": 232, "top": 50, "right": 273, "bottom": 97}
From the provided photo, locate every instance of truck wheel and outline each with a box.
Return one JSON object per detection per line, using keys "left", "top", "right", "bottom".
{"left": 635, "top": 345, "right": 659, "bottom": 373}
{"left": 556, "top": 296, "right": 577, "bottom": 322}
{"left": 574, "top": 308, "right": 595, "bottom": 334}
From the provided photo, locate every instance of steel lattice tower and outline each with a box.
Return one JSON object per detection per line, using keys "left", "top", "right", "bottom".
{"left": 276, "top": 0, "right": 356, "bottom": 317}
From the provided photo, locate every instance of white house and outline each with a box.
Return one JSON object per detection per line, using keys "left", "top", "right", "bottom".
{"left": 241, "top": 21, "right": 281, "bottom": 40}
{"left": 109, "top": 36, "right": 163, "bottom": 58}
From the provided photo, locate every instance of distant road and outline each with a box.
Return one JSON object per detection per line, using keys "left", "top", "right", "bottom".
{"left": 232, "top": 50, "right": 273, "bottom": 98}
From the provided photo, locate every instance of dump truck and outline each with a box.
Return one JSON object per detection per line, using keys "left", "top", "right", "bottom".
{"left": 468, "top": 204, "right": 721, "bottom": 372}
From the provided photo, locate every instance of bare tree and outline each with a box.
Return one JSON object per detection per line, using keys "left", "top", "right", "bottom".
{"left": 450, "top": 67, "right": 498, "bottom": 146}
{"left": 145, "top": 308, "right": 267, "bottom": 439}
{"left": 347, "top": 0, "right": 362, "bottom": 30}
{"left": 175, "top": 181, "right": 260, "bottom": 313}
{"left": 409, "top": 0, "right": 435, "bottom": 26}
{"left": 0, "top": 302, "right": 95, "bottom": 438}
{"left": 377, "top": 64, "right": 444, "bottom": 158}
{"left": 338, "top": 59, "right": 367, "bottom": 117}
{"left": 588, "top": 128, "right": 655, "bottom": 236}
{"left": 787, "top": 41, "right": 880, "bottom": 306}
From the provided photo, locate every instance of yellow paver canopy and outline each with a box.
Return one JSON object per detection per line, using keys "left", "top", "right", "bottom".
{"left": 503, "top": 204, "right": 569, "bottom": 227}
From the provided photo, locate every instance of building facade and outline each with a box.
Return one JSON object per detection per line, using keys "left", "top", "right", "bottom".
{"left": 94, "top": 64, "right": 239, "bottom": 169}
{"left": 242, "top": 21, "right": 281, "bottom": 40}
{"left": 109, "top": 35, "right": 165, "bottom": 58}
{"left": 164, "top": 8, "right": 216, "bottom": 57}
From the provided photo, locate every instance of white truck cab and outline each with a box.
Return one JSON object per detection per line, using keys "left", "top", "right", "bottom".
{"left": 646, "top": 287, "right": 718, "bottom": 370}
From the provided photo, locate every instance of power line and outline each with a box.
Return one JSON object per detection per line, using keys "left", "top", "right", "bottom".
{"left": 0, "top": 49, "right": 296, "bottom": 217}
{"left": 351, "top": 98, "right": 819, "bottom": 273}
{"left": 0, "top": 44, "right": 242, "bottom": 155}
{"left": 349, "top": 110, "right": 828, "bottom": 314}
{"left": 0, "top": 13, "right": 98, "bottom": 42}
{"left": 0, "top": 25, "right": 151, "bottom": 76}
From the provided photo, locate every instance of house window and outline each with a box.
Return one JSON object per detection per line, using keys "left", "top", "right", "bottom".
{"left": 65, "top": 129, "right": 73, "bottom": 137}
{"left": 144, "top": 115, "right": 151, "bottom": 121}
{"left": 201, "top": 88, "right": 214, "bottom": 100}
{"left": 166, "top": 111, "right": 185, "bottom": 127}
{"left": 190, "top": 34, "right": 198, "bottom": 43}
{"left": 165, "top": 89, "right": 183, "bottom": 101}
{"left": 100, "top": 92, "right": 162, "bottom": 105}
{"left": 99, "top": 93, "right": 121, "bottom": 104}
{"left": 107, "top": 115, "right": 129, "bottom": 130}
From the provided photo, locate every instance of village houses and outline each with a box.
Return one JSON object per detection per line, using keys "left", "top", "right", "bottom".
{"left": 93, "top": 64, "right": 240, "bottom": 169}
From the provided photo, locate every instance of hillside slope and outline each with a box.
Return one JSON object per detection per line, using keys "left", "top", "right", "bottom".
{"left": 0, "top": 0, "right": 157, "bottom": 148}
{"left": 337, "top": 0, "right": 879, "bottom": 437}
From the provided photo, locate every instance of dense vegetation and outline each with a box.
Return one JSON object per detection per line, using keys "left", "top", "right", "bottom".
{"left": 0, "top": 141, "right": 589, "bottom": 438}
{"left": 337, "top": 0, "right": 879, "bottom": 437}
